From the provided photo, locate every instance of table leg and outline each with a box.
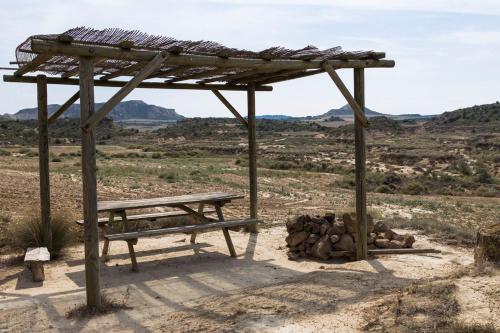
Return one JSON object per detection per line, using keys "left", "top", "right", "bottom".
{"left": 190, "top": 203, "right": 204, "bottom": 243}
{"left": 215, "top": 203, "right": 236, "bottom": 257}
{"left": 101, "top": 211, "right": 114, "bottom": 261}
{"left": 127, "top": 240, "right": 139, "bottom": 272}
{"left": 118, "top": 210, "right": 139, "bottom": 271}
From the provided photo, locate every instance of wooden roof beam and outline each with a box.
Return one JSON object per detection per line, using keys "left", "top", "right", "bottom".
{"left": 47, "top": 90, "right": 80, "bottom": 125}
{"left": 198, "top": 69, "right": 272, "bottom": 84}
{"left": 30, "top": 39, "right": 395, "bottom": 71}
{"left": 61, "top": 58, "right": 107, "bottom": 78}
{"left": 212, "top": 90, "right": 248, "bottom": 127}
{"left": 99, "top": 61, "right": 147, "bottom": 80}
{"left": 230, "top": 69, "right": 306, "bottom": 84}
{"left": 322, "top": 63, "right": 368, "bottom": 127}
{"left": 14, "top": 54, "right": 51, "bottom": 76}
{"left": 3, "top": 74, "right": 273, "bottom": 91}
{"left": 255, "top": 69, "right": 324, "bottom": 85}
{"left": 83, "top": 52, "right": 167, "bottom": 131}
{"left": 164, "top": 68, "right": 228, "bottom": 83}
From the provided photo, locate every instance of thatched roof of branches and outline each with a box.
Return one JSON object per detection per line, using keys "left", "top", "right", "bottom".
{"left": 12, "top": 27, "right": 392, "bottom": 85}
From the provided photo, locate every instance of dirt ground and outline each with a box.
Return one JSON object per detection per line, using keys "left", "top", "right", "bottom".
{"left": 0, "top": 227, "right": 498, "bottom": 332}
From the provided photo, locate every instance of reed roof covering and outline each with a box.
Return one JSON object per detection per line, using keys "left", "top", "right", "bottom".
{"left": 14, "top": 27, "right": 391, "bottom": 85}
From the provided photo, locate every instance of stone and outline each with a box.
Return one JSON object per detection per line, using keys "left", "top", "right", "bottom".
{"left": 311, "top": 222, "right": 321, "bottom": 234}
{"left": 285, "top": 231, "right": 309, "bottom": 247}
{"left": 307, "top": 234, "right": 320, "bottom": 244}
{"left": 333, "top": 234, "right": 356, "bottom": 252}
{"left": 320, "top": 223, "right": 329, "bottom": 236}
{"left": 311, "top": 235, "right": 333, "bottom": 260}
{"left": 389, "top": 240, "right": 403, "bottom": 249}
{"left": 403, "top": 235, "right": 415, "bottom": 248}
{"left": 374, "top": 238, "right": 390, "bottom": 248}
{"left": 287, "top": 251, "right": 299, "bottom": 260}
{"left": 324, "top": 213, "right": 336, "bottom": 223}
{"left": 373, "top": 221, "right": 388, "bottom": 233}
{"left": 343, "top": 213, "right": 357, "bottom": 234}
{"left": 367, "top": 215, "right": 374, "bottom": 233}
{"left": 328, "top": 222, "right": 346, "bottom": 235}
{"left": 304, "top": 222, "right": 314, "bottom": 232}
{"left": 286, "top": 217, "right": 304, "bottom": 233}
{"left": 330, "top": 234, "right": 340, "bottom": 244}
{"left": 367, "top": 233, "right": 376, "bottom": 245}
{"left": 384, "top": 229, "right": 399, "bottom": 241}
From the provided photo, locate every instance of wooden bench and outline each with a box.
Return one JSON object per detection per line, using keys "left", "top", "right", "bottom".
{"left": 76, "top": 207, "right": 217, "bottom": 226}
{"left": 24, "top": 247, "right": 50, "bottom": 282}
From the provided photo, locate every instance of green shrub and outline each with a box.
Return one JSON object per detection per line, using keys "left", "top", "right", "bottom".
{"left": 0, "top": 148, "right": 11, "bottom": 156}
{"left": 404, "top": 182, "right": 428, "bottom": 195}
{"left": 151, "top": 152, "right": 162, "bottom": 159}
{"left": 51, "top": 157, "right": 62, "bottom": 162}
{"left": 457, "top": 160, "right": 472, "bottom": 176}
{"left": 475, "top": 165, "right": 493, "bottom": 184}
{"left": 7, "top": 210, "right": 78, "bottom": 258}
{"left": 159, "top": 172, "right": 178, "bottom": 183}
{"left": 375, "top": 184, "right": 394, "bottom": 194}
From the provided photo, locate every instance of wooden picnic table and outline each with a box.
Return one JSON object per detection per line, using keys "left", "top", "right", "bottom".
{"left": 83, "top": 192, "right": 257, "bottom": 272}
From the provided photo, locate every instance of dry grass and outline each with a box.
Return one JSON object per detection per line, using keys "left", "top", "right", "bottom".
{"left": 66, "top": 289, "right": 132, "bottom": 319}
{"left": 7, "top": 209, "right": 79, "bottom": 258}
{"left": 363, "top": 265, "right": 498, "bottom": 333}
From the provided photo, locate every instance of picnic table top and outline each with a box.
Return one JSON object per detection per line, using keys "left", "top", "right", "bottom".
{"left": 97, "top": 192, "right": 243, "bottom": 212}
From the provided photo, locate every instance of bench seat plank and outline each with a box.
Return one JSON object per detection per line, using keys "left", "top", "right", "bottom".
{"left": 76, "top": 207, "right": 216, "bottom": 226}
{"left": 97, "top": 192, "right": 243, "bottom": 212}
{"left": 105, "top": 218, "right": 259, "bottom": 241}
{"left": 24, "top": 247, "right": 50, "bottom": 262}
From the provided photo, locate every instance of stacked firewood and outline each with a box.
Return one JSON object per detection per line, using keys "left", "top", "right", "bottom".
{"left": 286, "top": 213, "right": 415, "bottom": 260}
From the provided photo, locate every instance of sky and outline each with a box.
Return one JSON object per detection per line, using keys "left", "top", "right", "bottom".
{"left": 0, "top": 0, "right": 499, "bottom": 117}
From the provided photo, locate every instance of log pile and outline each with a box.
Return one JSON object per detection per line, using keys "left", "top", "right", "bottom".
{"left": 286, "top": 213, "right": 416, "bottom": 260}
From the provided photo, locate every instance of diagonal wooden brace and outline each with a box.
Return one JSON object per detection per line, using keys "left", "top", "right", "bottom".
{"left": 322, "top": 63, "right": 369, "bottom": 127}
{"left": 83, "top": 52, "right": 168, "bottom": 131}
{"left": 48, "top": 90, "right": 80, "bottom": 125}
{"left": 212, "top": 90, "right": 248, "bottom": 127}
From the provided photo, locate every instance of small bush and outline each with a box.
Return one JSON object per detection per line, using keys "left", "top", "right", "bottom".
{"left": 51, "top": 157, "right": 62, "bottom": 162}
{"left": 475, "top": 165, "right": 493, "bottom": 184}
{"left": 7, "top": 210, "right": 78, "bottom": 258}
{"left": 375, "top": 184, "right": 394, "bottom": 194}
{"left": 0, "top": 148, "right": 11, "bottom": 156}
{"left": 159, "top": 172, "right": 177, "bottom": 183}
{"left": 151, "top": 152, "right": 162, "bottom": 159}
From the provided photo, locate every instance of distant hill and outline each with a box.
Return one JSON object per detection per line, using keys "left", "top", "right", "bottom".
{"left": 430, "top": 102, "right": 500, "bottom": 125}
{"left": 256, "top": 115, "right": 295, "bottom": 120}
{"left": 316, "top": 104, "right": 434, "bottom": 120}
{"left": 320, "top": 104, "right": 382, "bottom": 118}
{"left": 5, "top": 100, "right": 184, "bottom": 122}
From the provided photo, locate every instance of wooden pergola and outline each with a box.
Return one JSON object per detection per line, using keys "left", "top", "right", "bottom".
{"left": 3, "top": 27, "right": 395, "bottom": 309}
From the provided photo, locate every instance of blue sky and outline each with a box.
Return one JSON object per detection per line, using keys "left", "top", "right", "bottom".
{"left": 1, "top": 0, "right": 499, "bottom": 117}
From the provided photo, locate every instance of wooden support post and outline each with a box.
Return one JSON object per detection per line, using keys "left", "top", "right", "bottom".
{"left": 83, "top": 52, "right": 167, "bottom": 131}
{"left": 247, "top": 84, "right": 258, "bottom": 233}
{"left": 354, "top": 68, "right": 368, "bottom": 260}
{"left": 79, "top": 57, "right": 101, "bottom": 309}
{"left": 323, "top": 64, "right": 369, "bottom": 127}
{"left": 37, "top": 75, "right": 52, "bottom": 252}
{"left": 47, "top": 90, "right": 80, "bottom": 125}
{"left": 212, "top": 90, "right": 248, "bottom": 127}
